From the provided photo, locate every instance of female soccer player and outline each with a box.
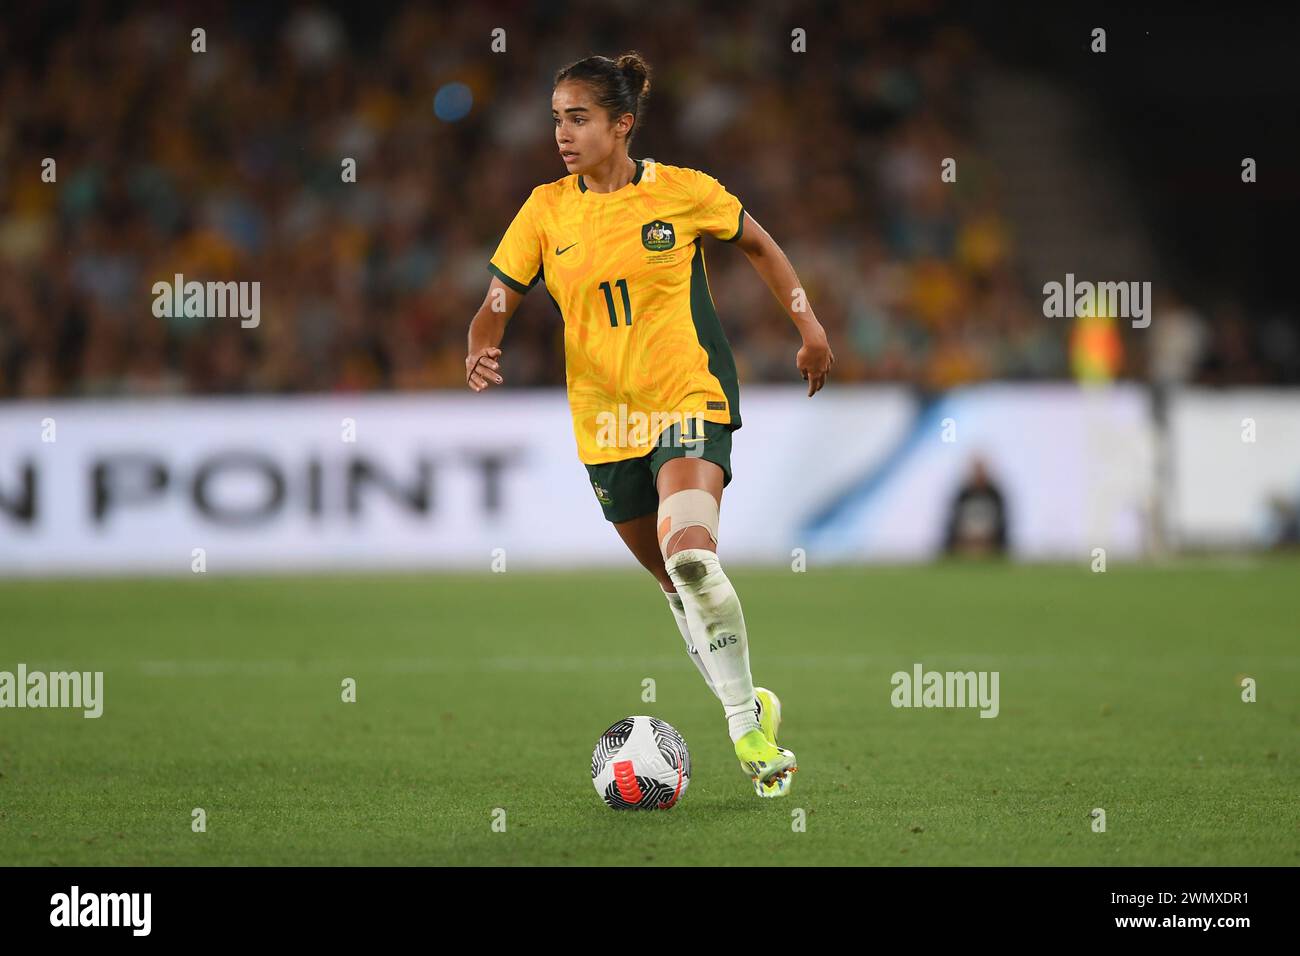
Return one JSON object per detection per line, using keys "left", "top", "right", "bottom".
{"left": 466, "top": 52, "right": 833, "bottom": 798}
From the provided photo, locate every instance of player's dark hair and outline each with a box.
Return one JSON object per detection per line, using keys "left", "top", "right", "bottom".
{"left": 554, "top": 51, "right": 652, "bottom": 146}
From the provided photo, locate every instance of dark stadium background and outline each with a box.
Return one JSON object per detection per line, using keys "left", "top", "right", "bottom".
{"left": 0, "top": 0, "right": 1296, "bottom": 875}
{"left": 2, "top": 1, "right": 1296, "bottom": 397}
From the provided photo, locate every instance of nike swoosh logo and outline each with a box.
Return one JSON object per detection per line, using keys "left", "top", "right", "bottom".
{"left": 555, "top": 243, "right": 578, "bottom": 255}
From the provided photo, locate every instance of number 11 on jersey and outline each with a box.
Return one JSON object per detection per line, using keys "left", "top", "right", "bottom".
{"left": 599, "top": 279, "right": 632, "bottom": 327}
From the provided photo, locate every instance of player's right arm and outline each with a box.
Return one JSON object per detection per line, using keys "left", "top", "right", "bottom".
{"left": 468, "top": 188, "right": 545, "bottom": 392}
{"left": 466, "top": 277, "right": 523, "bottom": 391}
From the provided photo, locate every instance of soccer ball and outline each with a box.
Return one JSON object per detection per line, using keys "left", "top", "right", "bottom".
{"left": 591, "top": 716, "right": 691, "bottom": 810}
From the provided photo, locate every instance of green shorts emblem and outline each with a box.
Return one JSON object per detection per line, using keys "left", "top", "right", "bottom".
{"left": 583, "top": 420, "right": 735, "bottom": 524}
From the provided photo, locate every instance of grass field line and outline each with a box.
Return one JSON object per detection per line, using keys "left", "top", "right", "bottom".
{"left": 92, "top": 653, "right": 1296, "bottom": 676}
{"left": 7, "top": 653, "right": 1291, "bottom": 679}
{"left": 129, "top": 654, "right": 885, "bottom": 676}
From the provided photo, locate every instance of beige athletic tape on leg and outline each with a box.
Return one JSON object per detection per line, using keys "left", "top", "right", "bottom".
{"left": 657, "top": 489, "right": 720, "bottom": 560}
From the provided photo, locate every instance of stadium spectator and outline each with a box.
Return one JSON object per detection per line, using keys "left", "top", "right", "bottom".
{"left": 0, "top": 5, "right": 1290, "bottom": 398}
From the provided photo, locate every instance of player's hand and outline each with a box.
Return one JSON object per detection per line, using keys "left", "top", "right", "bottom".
{"left": 796, "top": 329, "right": 834, "bottom": 397}
{"left": 466, "top": 346, "right": 504, "bottom": 392}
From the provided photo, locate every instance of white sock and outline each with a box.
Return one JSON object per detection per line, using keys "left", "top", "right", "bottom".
{"left": 663, "top": 587, "right": 720, "bottom": 699}
{"left": 664, "top": 547, "right": 760, "bottom": 742}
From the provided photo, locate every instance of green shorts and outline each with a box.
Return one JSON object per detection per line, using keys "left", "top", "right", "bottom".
{"left": 584, "top": 420, "right": 735, "bottom": 524}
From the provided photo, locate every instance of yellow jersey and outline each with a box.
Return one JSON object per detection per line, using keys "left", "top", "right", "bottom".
{"left": 488, "top": 159, "right": 745, "bottom": 464}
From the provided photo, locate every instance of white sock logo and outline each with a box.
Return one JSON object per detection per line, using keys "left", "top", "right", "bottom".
{"left": 707, "top": 634, "right": 738, "bottom": 652}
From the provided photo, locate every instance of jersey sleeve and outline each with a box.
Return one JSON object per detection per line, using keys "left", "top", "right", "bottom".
{"left": 689, "top": 169, "right": 746, "bottom": 243}
{"left": 488, "top": 189, "right": 544, "bottom": 293}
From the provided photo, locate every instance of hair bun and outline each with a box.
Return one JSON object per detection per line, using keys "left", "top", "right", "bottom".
{"left": 617, "top": 51, "right": 651, "bottom": 98}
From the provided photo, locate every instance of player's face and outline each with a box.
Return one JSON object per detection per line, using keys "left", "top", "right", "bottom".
{"left": 552, "top": 81, "right": 629, "bottom": 173}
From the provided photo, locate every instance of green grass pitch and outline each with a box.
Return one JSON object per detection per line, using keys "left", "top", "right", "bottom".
{"left": 1, "top": 558, "right": 1296, "bottom": 866}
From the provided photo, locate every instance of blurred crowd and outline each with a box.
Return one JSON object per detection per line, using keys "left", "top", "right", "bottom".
{"left": 0, "top": 2, "right": 1294, "bottom": 399}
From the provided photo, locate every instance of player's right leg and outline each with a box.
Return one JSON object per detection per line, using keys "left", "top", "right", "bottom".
{"left": 653, "top": 437, "right": 796, "bottom": 792}
{"left": 750, "top": 687, "right": 793, "bottom": 798}
{"left": 611, "top": 513, "right": 720, "bottom": 699}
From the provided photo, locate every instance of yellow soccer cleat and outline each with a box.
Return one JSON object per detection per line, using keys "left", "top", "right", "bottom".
{"left": 755, "top": 686, "right": 781, "bottom": 744}
{"left": 752, "top": 686, "right": 794, "bottom": 798}
{"left": 754, "top": 774, "right": 792, "bottom": 798}
{"left": 735, "top": 687, "right": 797, "bottom": 798}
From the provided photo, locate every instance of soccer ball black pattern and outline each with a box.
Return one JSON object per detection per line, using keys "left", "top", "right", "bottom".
{"left": 648, "top": 716, "right": 691, "bottom": 778}
{"left": 601, "top": 776, "right": 679, "bottom": 810}
{"left": 591, "top": 715, "right": 692, "bottom": 810}
{"left": 591, "top": 717, "right": 635, "bottom": 779}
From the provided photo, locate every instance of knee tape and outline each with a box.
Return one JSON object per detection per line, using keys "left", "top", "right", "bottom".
{"left": 657, "top": 489, "right": 719, "bottom": 560}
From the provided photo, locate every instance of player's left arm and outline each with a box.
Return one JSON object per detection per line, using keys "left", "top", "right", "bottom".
{"left": 732, "top": 212, "right": 834, "bottom": 396}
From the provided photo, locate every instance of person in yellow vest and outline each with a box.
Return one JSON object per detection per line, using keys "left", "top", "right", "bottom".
{"left": 1070, "top": 310, "right": 1123, "bottom": 383}
{"left": 466, "top": 52, "right": 834, "bottom": 799}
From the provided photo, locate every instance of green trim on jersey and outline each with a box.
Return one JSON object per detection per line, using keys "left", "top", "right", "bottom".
{"left": 722, "top": 206, "right": 746, "bottom": 243}
{"left": 688, "top": 239, "right": 742, "bottom": 429}
{"left": 578, "top": 158, "right": 645, "bottom": 193}
{"left": 487, "top": 262, "right": 538, "bottom": 294}
{"left": 537, "top": 264, "right": 563, "bottom": 317}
